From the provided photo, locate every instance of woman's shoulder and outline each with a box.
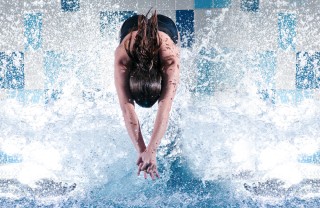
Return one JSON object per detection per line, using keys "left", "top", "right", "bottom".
{"left": 158, "top": 32, "right": 180, "bottom": 66}
{"left": 120, "top": 31, "right": 138, "bottom": 49}
{"left": 115, "top": 44, "right": 130, "bottom": 66}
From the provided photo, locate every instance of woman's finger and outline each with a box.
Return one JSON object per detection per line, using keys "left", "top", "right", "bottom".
{"left": 155, "top": 169, "right": 160, "bottom": 178}
{"left": 141, "top": 162, "right": 149, "bottom": 171}
{"left": 150, "top": 172, "right": 155, "bottom": 180}
{"left": 137, "top": 163, "right": 143, "bottom": 176}
{"left": 136, "top": 157, "right": 141, "bottom": 165}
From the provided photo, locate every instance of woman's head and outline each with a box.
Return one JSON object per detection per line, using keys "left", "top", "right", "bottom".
{"left": 125, "top": 11, "right": 162, "bottom": 108}
{"left": 129, "top": 69, "right": 162, "bottom": 108}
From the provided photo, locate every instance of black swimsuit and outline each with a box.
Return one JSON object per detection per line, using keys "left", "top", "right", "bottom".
{"left": 119, "top": 14, "right": 179, "bottom": 44}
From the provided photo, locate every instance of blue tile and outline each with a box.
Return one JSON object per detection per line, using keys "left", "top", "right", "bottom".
{"left": 275, "top": 89, "right": 313, "bottom": 104}
{"left": 0, "top": 53, "right": 5, "bottom": 88}
{"left": 44, "top": 51, "right": 75, "bottom": 89}
{"left": 8, "top": 89, "right": 45, "bottom": 104}
{"left": 176, "top": 10, "right": 194, "bottom": 48}
{"left": 119, "top": 11, "right": 137, "bottom": 22}
{"left": 195, "top": 48, "right": 239, "bottom": 95}
{"left": 43, "top": 51, "right": 64, "bottom": 103}
{"left": 100, "top": 11, "right": 136, "bottom": 37}
{"left": 213, "top": 0, "right": 231, "bottom": 8}
{"left": 61, "top": 0, "right": 80, "bottom": 12}
{"left": 241, "top": 0, "right": 259, "bottom": 12}
{"left": 196, "top": 48, "right": 217, "bottom": 94}
{"left": 24, "top": 13, "right": 42, "bottom": 51}
{"left": 295, "top": 89, "right": 314, "bottom": 102}
{"left": 0, "top": 151, "right": 22, "bottom": 164}
{"left": 257, "top": 51, "right": 276, "bottom": 88}
{"left": 241, "top": 51, "right": 276, "bottom": 89}
{"left": 258, "top": 89, "right": 275, "bottom": 104}
{"left": 195, "top": 0, "right": 213, "bottom": 8}
{"left": 278, "top": 13, "right": 296, "bottom": 51}
{"left": 242, "top": 51, "right": 276, "bottom": 102}
{"left": 275, "top": 90, "right": 293, "bottom": 104}
{"left": 298, "top": 151, "right": 320, "bottom": 164}
{"left": 296, "top": 52, "right": 320, "bottom": 89}
{"left": 0, "top": 52, "right": 24, "bottom": 89}
{"left": 45, "top": 89, "right": 63, "bottom": 104}
{"left": 256, "top": 51, "right": 276, "bottom": 104}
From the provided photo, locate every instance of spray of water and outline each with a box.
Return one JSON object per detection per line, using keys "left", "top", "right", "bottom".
{"left": 1, "top": 3, "right": 320, "bottom": 207}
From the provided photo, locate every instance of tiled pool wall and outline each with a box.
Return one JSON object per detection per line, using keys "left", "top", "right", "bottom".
{"left": 0, "top": 0, "right": 320, "bottom": 104}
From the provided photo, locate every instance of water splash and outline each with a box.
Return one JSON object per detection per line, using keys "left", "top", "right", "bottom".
{"left": 1, "top": 4, "right": 320, "bottom": 207}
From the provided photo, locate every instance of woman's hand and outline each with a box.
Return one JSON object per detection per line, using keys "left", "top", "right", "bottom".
{"left": 136, "top": 149, "right": 160, "bottom": 180}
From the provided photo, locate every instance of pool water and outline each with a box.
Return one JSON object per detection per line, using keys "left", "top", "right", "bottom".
{"left": 1, "top": 0, "right": 320, "bottom": 207}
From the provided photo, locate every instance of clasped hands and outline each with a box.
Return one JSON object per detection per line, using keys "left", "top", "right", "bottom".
{"left": 136, "top": 148, "right": 160, "bottom": 180}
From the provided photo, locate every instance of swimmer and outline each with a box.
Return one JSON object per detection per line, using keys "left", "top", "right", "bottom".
{"left": 114, "top": 10, "right": 180, "bottom": 180}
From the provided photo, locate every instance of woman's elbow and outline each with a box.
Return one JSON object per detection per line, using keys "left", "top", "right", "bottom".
{"left": 120, "top": 102, "right": 135, "bottom": 116}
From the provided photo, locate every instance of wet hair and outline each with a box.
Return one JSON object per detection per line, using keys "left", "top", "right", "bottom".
{"left": 125, "top": 10, "right": 162, "bottom": 108}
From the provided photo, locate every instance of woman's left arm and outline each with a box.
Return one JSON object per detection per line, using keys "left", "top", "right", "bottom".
{"left": 148, "top": 54, "right": 180, "bottom": 153}
{"left": 139, "top": 38, "right": 180, "bottom": 174}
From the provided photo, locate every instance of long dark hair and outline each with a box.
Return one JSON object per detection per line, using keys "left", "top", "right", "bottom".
{"left": 125, "top": 10, "right": 162, "bottom": 108}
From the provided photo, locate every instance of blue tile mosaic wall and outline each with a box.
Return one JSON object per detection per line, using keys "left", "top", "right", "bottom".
{"left": 0, "top": 52, "right": 24, "bottom": 89}
{"left": 1, "top": 0, "right": 320, "bottom": 104}
{"left": 24, "top": 13, "right": 42, "bottom": 51}
{"left": 256, "top": 51, "right": 276, "bottom": 88}
{"left": 100, "top": 11, "right": 137, "bottom": 37}
{"left": 298, "top": 151, "right": 320, "bottom": 164}
{"left": 176, "top": 10, "right": 194, "bottom": 48}
{"left": 195, "top": 0, "right": 213, "bottom": 9}
{"left": 44, "top": 51, "right": 75, "bottom": 89}
{"left": 8, "top": 89, "right": 45, "bottom": 104}
{"left": 278, "top": 13, "right": 296, "bottom": 51}
{"left": 214, "top": 0, "right": 231, "bottom": 8}
{"left": 196, "top": 47, "right": 217, "bottom": 94}
{"left": 241, "top": 0, "right": 259, "bottom": 12}
{"left": 0, "top": 151, "right": 22, "bottom": 164}
{"left": 275, "top": 89, "right": 314, "bottom": 104}
{"left": 61, "top": 0, "right": 80, "bottom": 12}
{"left": 296, "top": 52, "right": 320, "bottom": 89}
{"left": 194, "top": 0, "right": 231, "bottom": 9}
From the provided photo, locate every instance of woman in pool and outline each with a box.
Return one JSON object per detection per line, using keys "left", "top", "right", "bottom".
{"left": 114, "top": 10, "right": 180, "bottom": 180}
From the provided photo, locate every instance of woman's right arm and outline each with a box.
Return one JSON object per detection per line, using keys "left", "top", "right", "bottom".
{"left": 114, "top": 46, "right": 146, "bottom": 154}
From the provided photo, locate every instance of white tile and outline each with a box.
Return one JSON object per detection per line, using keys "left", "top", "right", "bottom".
{"left": 156, "top": 0, "right": 176, "bottom": 10}
{"left": 214, "top": 9, "right": 277, "bottom": 51}
{"left": 229, "top": 0, "right": 241, "bottom": 10}
{"left": 137, "top": 0, "right": 157, "bottom": 10}
{"left": 175, "top": 0, "right": 194, "bottom": 10}
{"left": 42, "top": 11, "right": 101, "bottom": 52}
{"left": 87, "top": 0, "right": 139, "bottom": 12}
{"left": 109, "top": 0, "right": 138, "bottom": 11}
{"left": 263, "top": 0, "right": 295, "bottom": 11}
{"left": 0, "top": 89, "right": 7, "bottom": 100}
{"left": 24, "top": 51, "right": 45, "bottom": 90}
{"left": 76, "top": 50, "right": 108, "bottom": 89}
{"left": 24, "top": 51, "right": 44, "bottom": 76}
{"left": 25, "top": 76, "right": 45, "bottom": 90}
{"left": 296, "top": 12, "right": 320, "bottom": 51}
{"left": 136, "top": 8, "right": 153, "bottom": 15}
{"left": 194, "top": 9, "right": 221, "bottom": 45}
{"left": 157, "top": 10, "right": 176, "bottom": 22}
{"left": 23, "top": 0, "right": 60, "bottom": 14}
{"left": 264, "top": 0, "right": 320, "bottom": 13}
{"left": 275, "top": 51, "right": 296, "bottom": 90}
{"left": 0, "top": 13, "right": 24, "bottom": 51}
{"left": 314, "top": 90, "right": 320, "bottom": 101}
{"left": 81, "top": 0, "right": 113, "bottom": 12}
{"left": 0, "top": 1, "right": 23, "bottom": 14}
